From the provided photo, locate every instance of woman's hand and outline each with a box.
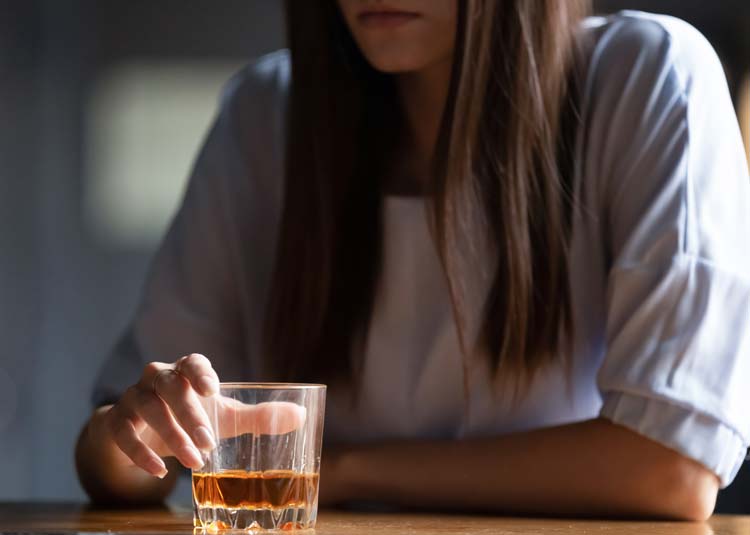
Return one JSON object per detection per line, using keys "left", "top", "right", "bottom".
{"left": 102, "top": 353, "right": 221, "bottom": 478}
{"left": 96, "top": 353, "right": 308, "bottom": 479}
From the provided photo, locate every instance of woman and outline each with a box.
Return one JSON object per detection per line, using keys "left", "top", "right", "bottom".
{"left": 75, "top": 0, "right": 750, "bottom": 520}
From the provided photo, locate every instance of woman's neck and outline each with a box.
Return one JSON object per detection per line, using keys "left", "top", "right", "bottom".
{"left": 396, "top": 58, "right": 453, "bottom": 182}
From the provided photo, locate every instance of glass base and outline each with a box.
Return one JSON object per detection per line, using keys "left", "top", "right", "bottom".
{"left": 194, "top": 504, "right": 317, "bottom": 532}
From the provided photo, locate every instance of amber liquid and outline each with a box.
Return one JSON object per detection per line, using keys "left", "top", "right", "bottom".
{"left": 192, "top": 470, "right": 319, "bottom": 510}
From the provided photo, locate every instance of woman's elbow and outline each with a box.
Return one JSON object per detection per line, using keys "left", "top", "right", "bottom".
{"left": 602, "top": 420, "right": 720, "bottom": 520}
{"left": 654, "top": 456, "right": 719, "bottom": 521}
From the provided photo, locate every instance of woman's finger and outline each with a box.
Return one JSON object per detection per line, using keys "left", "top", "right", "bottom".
{"left": 149, "top": 367, "right": 217, "bottom": 452}
{"left": 215, "top": 398, "right": 307, "bottom": 437}
{"left": 106, "top": 395, "right": 168, "bottom": 478}
{"left": 175, "top": 353, "right": 220, "bottom": 397}
{"left": 127, "top": 386, "right": 206, "bottom": 470}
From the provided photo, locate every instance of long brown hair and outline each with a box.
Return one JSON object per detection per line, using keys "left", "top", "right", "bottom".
{"left": 265, "top": 0, "right": 590, "bottom": 388}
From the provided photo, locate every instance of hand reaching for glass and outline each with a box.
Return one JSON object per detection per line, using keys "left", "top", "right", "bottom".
{"left": 101, "top": 353, "right": 307, "bottom": 478}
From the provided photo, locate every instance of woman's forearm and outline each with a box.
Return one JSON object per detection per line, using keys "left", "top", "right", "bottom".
{"left": 330, "top": 418, "right": 718, "bottom": 520}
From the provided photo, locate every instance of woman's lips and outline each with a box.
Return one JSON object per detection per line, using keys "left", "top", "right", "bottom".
{"left": 357, "top": 11, "right": 420, "bottom": 29}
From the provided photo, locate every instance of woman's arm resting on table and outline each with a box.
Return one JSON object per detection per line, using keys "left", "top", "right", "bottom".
{"left": 324, "top": 418, "right": 719, "bottom": 521}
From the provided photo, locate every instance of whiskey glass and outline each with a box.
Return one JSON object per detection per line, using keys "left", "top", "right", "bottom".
{"left": 192, "top": 383, "right": 326, "bottom": 531}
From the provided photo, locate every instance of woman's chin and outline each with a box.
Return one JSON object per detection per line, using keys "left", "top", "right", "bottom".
{"left": 364, "top": 57, "right": 430, "bottom": 74}
{"left": 363, "top": 53, "right": 449, "bottom": 75}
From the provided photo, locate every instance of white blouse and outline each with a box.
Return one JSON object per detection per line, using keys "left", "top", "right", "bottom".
{"left": 94, "top": 11, "right": 750, "bottom": 487}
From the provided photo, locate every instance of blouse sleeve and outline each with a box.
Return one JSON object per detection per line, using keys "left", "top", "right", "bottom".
{"left": 91, "top": 53, "right": 289, "bottom": 407}
{"left": 588, "top": 14, "right": 750, "bottom": 487}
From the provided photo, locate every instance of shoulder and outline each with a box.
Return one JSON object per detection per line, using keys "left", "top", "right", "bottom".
{"left": 186, "top": 50, "right": 290, "bottom": 219}
{"left": 214, "top": 49, "right": 290, "bottom": 143}
{"left": 581, "top": 11, "right": 724, "bottom": 106}
{"left": 575, "top": 10, "right": 732, "bottom": 186}
{"left": 574, "top": 12, "right": 748, "bottom": 266}
{"left": 221, "top": 49, "right": 290, "bottom": 108}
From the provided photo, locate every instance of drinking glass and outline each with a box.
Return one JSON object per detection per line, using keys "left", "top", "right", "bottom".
{"left": 192, "top": 383, "right": 326, "bottom": 531}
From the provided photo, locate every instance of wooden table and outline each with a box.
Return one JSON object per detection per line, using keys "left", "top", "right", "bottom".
{"left": 1, "top": 503, "right": 749, "bottom": 534}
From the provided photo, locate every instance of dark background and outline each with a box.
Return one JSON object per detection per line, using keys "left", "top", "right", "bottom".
{"left": 0, "top": 0, "right": 748, "bottom": 510}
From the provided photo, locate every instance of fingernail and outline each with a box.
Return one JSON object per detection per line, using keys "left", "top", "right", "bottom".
{"left": 180, "top": 445, "right": 205, "bottom": 470}
{"left": 197, "top": 375, "right": 219, "bottom": 396}
{"left": 146, "top": 457, "right": 168, "bottom": 479}
{"left": 194, "top": 426, "right": 217, "bottom": 451}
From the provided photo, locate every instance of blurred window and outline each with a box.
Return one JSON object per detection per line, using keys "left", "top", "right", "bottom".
{"left": 84, "top": 60, "right": 243, "bottom": 247}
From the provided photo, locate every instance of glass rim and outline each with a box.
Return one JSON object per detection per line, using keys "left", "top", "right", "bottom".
{"left": 219, "top": 382, "right": 326, "bottom": 390}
